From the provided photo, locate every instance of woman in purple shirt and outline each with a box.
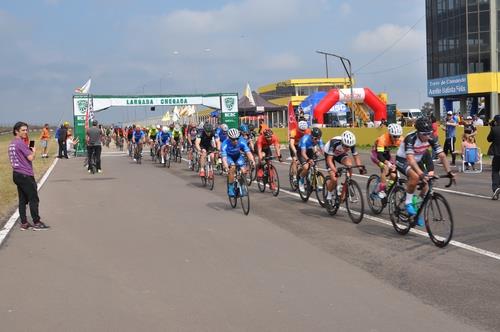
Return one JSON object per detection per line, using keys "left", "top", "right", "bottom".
{"left": 8, "top": 122, "right": 49, "bottom": 230}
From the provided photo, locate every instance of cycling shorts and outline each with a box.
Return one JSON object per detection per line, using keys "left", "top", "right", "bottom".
{"left": 298, "top": 149, "right": 315, "bottom": 165}
{"left": 396, "top": 152, "right": 434, "bottom": 176}
{"left": 325, "top": 154, "right": 350, "bottom": 171}
{"left": 226, "top": 154, "right": 246, "bottom": 168}
{"left": 370, "top": 150, "right": 392, "bottom": 168}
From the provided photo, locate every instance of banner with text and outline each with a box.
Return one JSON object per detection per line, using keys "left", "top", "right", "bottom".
{"left": 427, "top": 75, "right": 468, "bottom": 97}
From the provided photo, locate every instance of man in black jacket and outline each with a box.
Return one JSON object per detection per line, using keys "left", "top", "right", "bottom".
{"left": 487, "top": 115, "right": 500, "bottom": 199}
{"left": 57, "top": 122, "right": 69, "bottom": 159}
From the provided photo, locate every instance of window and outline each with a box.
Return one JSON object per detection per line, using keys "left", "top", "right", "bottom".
{"left": 479, "top": 10, "right": 490, "bottom": 31}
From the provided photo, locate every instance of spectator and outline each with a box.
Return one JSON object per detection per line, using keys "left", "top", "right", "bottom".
{"left": 442, "top": 111, "right": 458, "bottom": 165}
{"left": 461, "top": 135, "right": 479, "bottom": 170}
{"left": 86, "top": 119, "right": 103, "bottom": 173}
{"left": 463, "top": 115, "right": 477, "bottom": 141}
{"left": 399, "top": 115, "right": 406, "bottom": 127}
{"left": 8, "top": 122, "right": 49, "bottom": 230}
{"left": 57, "top": 122, "right": 69, "bottom": 159}
{"left": 473, "top": 114, "right": 484, "bottom": 126}
{"left": 66, "top": 131, "right": 79, "bottom": 157}
{"left": 487, "top": 115, "right": 500, "bottom": 199}
{"left": 39, "top": 123, "right": 50, "bottom": 158}
{"left": 258, "top": 118, "right": 268, "bottom": 134}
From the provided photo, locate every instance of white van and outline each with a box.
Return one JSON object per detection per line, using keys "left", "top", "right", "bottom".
{"left": 399, "top": 108, "right": 423, "bottom": 124}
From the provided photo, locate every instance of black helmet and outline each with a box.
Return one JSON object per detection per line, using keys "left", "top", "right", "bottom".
{"left": 248, "top": 123, "right": 255, "bottom": 131}
{"left": 92, "top": 120, "right": 98, "bottom": 126}
{"left": 415, "top": 117, "right": 432, "bottom": 133}
{"left": 311, "top": 127, "right": 322, "bottom": 138}
{"left": 494, "top": 114, "right": 500, "bottom": 124}
{"left": 203, "top": 123, "right": 213, "bottom": 133}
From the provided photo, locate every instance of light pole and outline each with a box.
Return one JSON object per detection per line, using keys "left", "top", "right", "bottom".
{"left": 316, "top": 50, "right": 355, "bottom": 126}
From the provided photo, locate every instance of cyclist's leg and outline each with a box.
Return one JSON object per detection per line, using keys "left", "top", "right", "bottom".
{"left": 199, "top": 149, "right": 207, "bottom": 175}
{"left": 227, "top": 157, "right": 237, "bottom": 196}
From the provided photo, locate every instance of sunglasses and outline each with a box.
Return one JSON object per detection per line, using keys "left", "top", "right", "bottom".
{"left": 391, "top": 135, "right": 401, "bottom": 139}
{"left": 420, "top": 132, "right": 432, "bottom": 136}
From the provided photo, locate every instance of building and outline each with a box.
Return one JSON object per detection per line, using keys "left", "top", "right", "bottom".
{"left": 426, "top": 0, "right": 500, "bottom": 119}
{"left": 257, "top": 78, "right": 353, "bottom": 126}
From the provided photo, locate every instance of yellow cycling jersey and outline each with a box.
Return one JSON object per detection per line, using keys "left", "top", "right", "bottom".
{"left": 172, "top": 129, "right": 182, "bottom": 138}
{"left": 148, "top": 128, "right": 158, "bottom": 137}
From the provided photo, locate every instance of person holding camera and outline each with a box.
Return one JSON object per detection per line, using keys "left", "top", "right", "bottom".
{"left": 8, "top": 122, "right": 49, "bottom": 230}
{"left": 488, "top": 115, "right": 500, "bottom": 199}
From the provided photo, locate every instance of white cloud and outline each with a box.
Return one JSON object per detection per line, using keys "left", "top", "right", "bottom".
{"left": 352, "top": 24, "right": 425, "bottom": 52}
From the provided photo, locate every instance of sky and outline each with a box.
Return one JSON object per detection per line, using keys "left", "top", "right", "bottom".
{"left": 0, "top": 0, "right": 427, "bottom": 125}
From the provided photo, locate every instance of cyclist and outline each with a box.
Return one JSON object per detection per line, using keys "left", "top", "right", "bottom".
{"left": 186, "top": 122, "right": 199, "bottom": 168}
{"left": 127, "top": 125, "right": 135, "bottom": 153}
{"left": 239, "top": 124, "right": 255, "bottom": 153}
{"left": 324, "top": 130, "right": 366, "bottom": 204}
{"left": 171, "top": 123, "right": 184, "bottom": 155}
{"left": 215, "top": 123, "right": 229, "bottom": 150}
{"left": 396, "top": 117, "right": 455, "bottom": 226}
{"left": 289, "top": 120, "right": 311, "bottom": 184}
{"left": 256, "top": 128, "right": 282, "bottom": 179}
{"left": 221, "top": 128, "right": 255, "bottom": 197}
{"left": 148, "top": 125, "right": 159, "bottom": 156}
{"left": 195, "top": 123, "right": 216, "bottom": 177}
{"left": 370, "top": 123, "right": 403, "bottom": 197}
{"left": 131, "top": 126, "right": 146, "bottom": 161}
{"left": 298, "top": 127, "right": 324, "bottom": 192}
{"left": 158, "top": 126, "right": 171, "bottom": 164}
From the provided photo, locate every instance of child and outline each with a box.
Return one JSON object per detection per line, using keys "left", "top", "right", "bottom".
{"left": 462, "top": 135, "right": 479, "bottom": 170}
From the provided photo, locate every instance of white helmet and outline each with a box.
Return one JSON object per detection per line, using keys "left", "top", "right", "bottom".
{"left": 162, "top": 127, "right": 169, "bottom": 133}
{"left": 156, "top": 124, "right": 161, "bottom": 129}
{"left": 227, "top": 128, "right": 240, "bottom": 139}
{"left": 298, "top": 121, "right": 308, "bottom": 131}
{"left": 341, "top": 131, "right": 356, "bottom": 147}
{"left": 220, "top": 124, "right": 228, "bottom": 132}
{"left": 388, "top": 123, "right": 402, "bottom": 136}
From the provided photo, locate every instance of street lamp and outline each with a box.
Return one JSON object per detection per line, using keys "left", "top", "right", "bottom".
{"left": 316, "top": 50, "right": 355, "bottom": 126}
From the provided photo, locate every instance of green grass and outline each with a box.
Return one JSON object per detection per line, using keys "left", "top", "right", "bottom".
{"left": 0, "top": 132, "right": 57, "bottom": 221}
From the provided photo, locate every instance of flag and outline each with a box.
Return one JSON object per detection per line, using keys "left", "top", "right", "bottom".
{"left": 74, "top": 78, "right": 92, "bottom": 94}
{"left": 244, "top": 83, "right": 255, "bottom": 106}
{"left": 84, "top": 97, "right": 94, "bottom": 129}
{"left": 287, "top": 101, "right": 297, "bottom": 139}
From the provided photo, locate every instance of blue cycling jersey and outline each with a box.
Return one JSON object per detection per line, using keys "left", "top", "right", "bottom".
{"left": 221, "top": 137, "right": 250, "bottom": 158}
{"left": 299, "top": 134, "right": 324, "bottom": 150}
{"left": 159, "top": 131, "right": 171, "bottom": 144}
{"left": 133, "top": 131, "right": 145, "bottom": 142}
{"left": 215, "top": 127, "right": 228, "bottom": 142}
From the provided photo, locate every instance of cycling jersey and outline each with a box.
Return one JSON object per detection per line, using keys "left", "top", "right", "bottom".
{"left": 172, "top": 129, "right": 182, "bottom": 139}
{"left": 148, "top": 128, "right": 158, "bottom": 138}
{"left": 127, "top": 129, "right": 134, "bottom": 141}
{"left": 215, "top": 127, "right": 228, "bottom": 142}
{"left": 371, "top": 132, "right": 401, "bottom": 164}
{"left": 221, "top": 137, "right": 250, "bottom": 158}
{"left": 289, "top": 128, "right": 311, "bottom": 144}
{"left": 299, "top": 134, "right": 324, "bottom": 151}
{"left": 396, "top": 131, "right": 443, "bottom": 162}
{"left": 187, "top": 127, "right": 198, "bottom": 142}
{"left": 197, "top": 132, "right": 216, "bottom": 151}
{"left": 158, "top": 131, "right": 171, "bottom": 145}
{"left": 132, "top": 130, "right": 145, "bottom": 143}
{"left": 323, "top": 137, "right": 357, "bottom": 157}
{"left": 256, "top": 134, "right": 279, "bottom": 149}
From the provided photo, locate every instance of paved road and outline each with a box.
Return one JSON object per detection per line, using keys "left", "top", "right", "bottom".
{"left": 0, "top": 147, "right": 497, "bottom": 331}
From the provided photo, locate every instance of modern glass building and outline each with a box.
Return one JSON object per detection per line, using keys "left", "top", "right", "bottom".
{"left": 426, "top": 0, "right": 500, "bottom": 119}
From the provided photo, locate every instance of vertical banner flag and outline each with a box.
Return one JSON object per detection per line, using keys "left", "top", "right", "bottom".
{"left": 74, "top": 78, "right": 92, "bottom": 94}
{"left": 287, "top": 101, "right": 297, "bottom": 139}
{"left": 244, "top": 83, "right": 256, "bottom": 106}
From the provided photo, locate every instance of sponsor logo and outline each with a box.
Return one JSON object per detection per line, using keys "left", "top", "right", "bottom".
{"left": 224, "top": 97, "right": 235, "bottom": 111}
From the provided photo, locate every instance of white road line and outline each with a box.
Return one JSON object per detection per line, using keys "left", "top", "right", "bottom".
{"left": 277, "top": 186, "right": 500, "bottom": 261}
{"left": 0, "top": 158, "right": 59, "bottom": 247}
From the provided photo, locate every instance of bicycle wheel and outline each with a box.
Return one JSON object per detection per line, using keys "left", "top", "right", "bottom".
{"left": 166, "top": 152, "right": 171, "bottom": 168}
{"left": 257, "top": 173, "right": 266, "bottom": 192}
{"left": 289, "top": 163, "right": 298, "bottom": 191}
{"left": 193, "top": 156, "right": 200, "bottom": 172}
{"left": 269, "top": 164, "right": 280, "bottom": 197}
{"left": 366, "top": 175, "right": 384, "bottom": 215}
{"left": 207, "top": 164, "right": 214, "bottom": 190}
{"left": 425, "top": 192, "right": 454, "bottom": 248}
{"left": 227, "top": 178, "right": 237, "bottom": 208}
{"left": 246, "top": 163, "right": 255, "bottom": 186}
{"left": 239, "top": 177, "right": 250, "bottom": 215}
{"left": 323, "top": 176, "right": 339, "bottom": 216}
{"left": 201, "top": 168, "right": 207, "bottom": 186}
{"left": 345, "top": 179, "right": 364, "bottom": 224}
{"left": 388, "top": 185, "right": 411, "bottom": 235}
{"left": 298, "top": 175, "right": 312, "bottom": 202}
{"left": 314, "top": 171, "right": 326, "bottom": 207}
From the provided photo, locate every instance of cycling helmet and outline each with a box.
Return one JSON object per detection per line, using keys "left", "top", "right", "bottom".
{"left": 92, "top": 120, "right": 98, "bottom": 126}
{"left": 220, "top": 124, "right": 228, "bottom": 132}
{"left": 156, "top": 124, "right": 161, "bottom": 129}
{"left": 174, "top": 124, "right": 180, "bottom": 130}
{"left": 162, "top": 127, "right": 168, "bottom": 133}
{"left": 203, "top": 123, "right": 213, "bottom": 133}
{"left": 415, "top": 117, "right": 432, "bottom": 133}
{"left": 341, "top": 130, "right": 356, "bottom": 147}
{"left": 239, "top": 124, "right": 249, "bottom": 133}
{"left": 248, "top": 123, "right": 255, "bottom": 131}
{"left": 388, "top": 123, "right": 402, "bottom": 136}
{"left": 169, "top": 123, "right": 174, "bottom": 129}
{"left": 228, "top": 128, "right": 240, "bottom": 139}
{"left": 298, "top": 121, "right": 308, "bottom": 131}
{"left": 311, "top": 127, "right": 322, "bottom": 138}
{"left": 263, "top": 128, "right": 273, "bottom": 139}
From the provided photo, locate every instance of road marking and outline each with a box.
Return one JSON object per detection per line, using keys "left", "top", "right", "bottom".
{"left": 277, "top": 187, "right": 500, "bottom": 262}
{"left": 0, "top": 158, "right": 59, "bottom": 247}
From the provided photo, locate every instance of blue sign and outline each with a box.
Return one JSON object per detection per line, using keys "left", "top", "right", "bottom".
{"left": 427, "top": 75, "right": 468, "bottom": 97}
{"left": 328, "top": 102, "right": 347, "bottom": 113}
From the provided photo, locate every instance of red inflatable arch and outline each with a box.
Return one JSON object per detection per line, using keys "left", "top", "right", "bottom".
{"left": 314, "top": 88, "right": 387, "bottom": 124}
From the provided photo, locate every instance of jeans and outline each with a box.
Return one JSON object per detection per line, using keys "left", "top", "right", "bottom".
{"left": 87, "top": 145, "right": 102, "bottom": 170}
{"left": 58, "top": 139, "right": 67, "bottom": 158}
{"left": 492, "top": 155, "right": 500, "bottom": 193}
{"left": 443, "top": 137, "right": 456, "bottom": 164}
{"left": 13, "top": 172, "right": 40, "bottom": 223}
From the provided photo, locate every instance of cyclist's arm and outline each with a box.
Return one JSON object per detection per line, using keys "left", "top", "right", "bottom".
{"left": 326, "top": 154, "right": 336, "bottom": 172}
{"left": 195, "top": 137, "right": 201, "bottom": 152}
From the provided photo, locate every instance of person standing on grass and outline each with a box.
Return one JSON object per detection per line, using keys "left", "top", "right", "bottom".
{"left": 39, "top": 123, "right": 50, "bottom": 158}
{"left": 8, "top": 122, "right": 49, "bottom": 230}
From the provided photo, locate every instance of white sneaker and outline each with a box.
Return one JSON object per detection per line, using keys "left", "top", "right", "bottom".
{"left": 161, "top": 157, "right": 165, "bottom": 164}
{"left": 298, "top": 178, "right": 305, "bottom": 192}
{"left": 98, "top": 169, "right": 102, "bottom": 173}
{"left": 326, "top": 191, "right": 333, "bottom": 200}
{"left": 133, "top": 158, "right": 137, "bottom": 162}
{"left": 378, "top": 191, "right": 387, "bottom": 199}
